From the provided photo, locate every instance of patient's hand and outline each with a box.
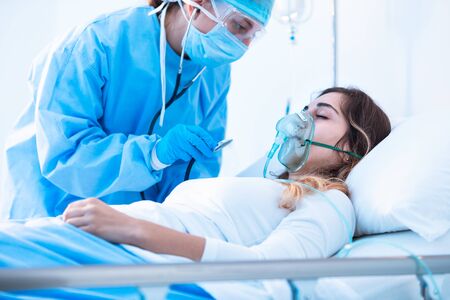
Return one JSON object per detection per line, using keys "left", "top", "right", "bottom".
{"left": 62, "top": 198, "right": 139, "bottom": 245}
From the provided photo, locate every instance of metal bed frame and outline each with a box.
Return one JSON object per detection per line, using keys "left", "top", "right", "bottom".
{"left": 1, "top": 255, "right": 449, "bottom": 297}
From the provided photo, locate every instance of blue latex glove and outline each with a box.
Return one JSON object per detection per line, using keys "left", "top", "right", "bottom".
{"left": 155, "top": 125, "right": 217, "bottom": 165}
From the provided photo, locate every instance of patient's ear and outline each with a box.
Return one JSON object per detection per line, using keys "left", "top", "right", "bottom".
{"left": 341, "top": 143, "right": 353, "bottom": 162}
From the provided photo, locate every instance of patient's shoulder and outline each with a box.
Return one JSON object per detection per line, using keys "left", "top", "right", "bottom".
{"left": 297, "top": 189, "right": 353, "bottom": 213}
{"left": 290, "top": 189, "right": 356, "bottom": 236}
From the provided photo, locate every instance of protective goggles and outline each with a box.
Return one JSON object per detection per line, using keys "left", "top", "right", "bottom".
{"left": 185, "top": 0, "right": 265, "bottom": 43}
{"left": 212, "top": 0, "right": 265, "bottom": 42}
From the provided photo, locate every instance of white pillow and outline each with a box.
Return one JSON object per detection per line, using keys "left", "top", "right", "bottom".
{"left": 346, "top": 113, "right": 450, "bottom": 241}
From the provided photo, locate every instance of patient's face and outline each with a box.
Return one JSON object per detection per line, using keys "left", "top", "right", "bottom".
{"left": 293, "top": 92, "right": 349, "bottom": 175}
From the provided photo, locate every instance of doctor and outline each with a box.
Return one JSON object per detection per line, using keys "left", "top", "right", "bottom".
{"left": 1, "top": 0, "right": 274, "bottom": 219}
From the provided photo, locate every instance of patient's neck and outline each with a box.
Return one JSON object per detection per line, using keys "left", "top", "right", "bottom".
{"left": 289, "top": 168, "right": 316, "bottom": 180}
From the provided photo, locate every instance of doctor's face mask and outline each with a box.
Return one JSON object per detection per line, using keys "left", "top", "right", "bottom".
{"left": 182, "top": 0, "right": 265, "bottom": 67}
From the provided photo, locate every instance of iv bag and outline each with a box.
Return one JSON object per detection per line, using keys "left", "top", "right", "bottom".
{"left": 273, "top": 0, "right": 311, "bottom": 25}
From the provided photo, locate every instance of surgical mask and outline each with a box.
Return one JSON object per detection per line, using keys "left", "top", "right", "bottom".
{"left": 183, "top": 22, "right": 248, "bottom": 67}
{"left": 264, "top": 110, "right": 363, "bottom": 177}
{"left": 182, "top": 0, "right": 264, "bottom": 67}
{"left": 212, "top": 0, "right": 266, "bottom": 42}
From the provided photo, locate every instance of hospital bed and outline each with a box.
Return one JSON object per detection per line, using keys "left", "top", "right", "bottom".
{"left": 298, "top": 231, "right": 450, "bottom": 299}
{"left": 1, "top": 157, "right": 449, "bottom": 300}
{"left": 0, "top": 227, "right": 449, "bottom": 299}
{"left": 241, "top": 156, "right": 450, "bottom": 299}
{"left": 0, "top": 254, "right": 449, "bottom": 299}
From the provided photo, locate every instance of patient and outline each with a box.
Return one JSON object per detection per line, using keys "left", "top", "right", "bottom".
{"left": 0, "top": 87, "right": 390, "bottom": 298}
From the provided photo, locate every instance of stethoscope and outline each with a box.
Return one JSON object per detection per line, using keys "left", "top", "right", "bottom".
{"left": 145, "top": 66, "right": 205, "bottom": 137}
{"left": 140, "top": 8, "right": 206, "bottom": 200}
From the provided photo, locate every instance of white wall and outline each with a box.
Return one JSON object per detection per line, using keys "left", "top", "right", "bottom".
{"left": 337, "top": 0, "right": 450, "bottom": 118}
{"left": 0, "top": 0, "right": 449, "bottom": 178}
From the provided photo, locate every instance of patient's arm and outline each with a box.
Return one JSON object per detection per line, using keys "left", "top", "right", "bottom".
{"left": 131, "top": 218, "right": 206, "bottom": 261}
{"left": 63, "top": 198, "right": 206, "bottom": 261}
{"left": 63, "top": 189, "right": 354, "bottom": 262}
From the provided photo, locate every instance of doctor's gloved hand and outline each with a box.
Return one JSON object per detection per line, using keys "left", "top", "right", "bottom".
{"left": 155, "top": 125, "right": 217, "bottom": 165}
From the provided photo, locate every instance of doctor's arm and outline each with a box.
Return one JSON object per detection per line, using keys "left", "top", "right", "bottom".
{"left": 34, "top": 32, "right": 166, "bottom": 198}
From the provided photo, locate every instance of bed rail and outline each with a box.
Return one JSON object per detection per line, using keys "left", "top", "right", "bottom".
{"left": 1, "top": 255, "right": 449, "bottom": 291}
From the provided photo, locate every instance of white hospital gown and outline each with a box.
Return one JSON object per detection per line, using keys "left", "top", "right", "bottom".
{"left": 111, "top": 177, "right": 355, "bottom": 299}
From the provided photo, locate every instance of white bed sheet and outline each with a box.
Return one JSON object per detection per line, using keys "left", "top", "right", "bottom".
{"left": 297, "top": 230, "right": 450, "bottom": 300}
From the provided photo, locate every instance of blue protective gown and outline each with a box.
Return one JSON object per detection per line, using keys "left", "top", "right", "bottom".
{"left": 1, "top": 5, "right": 230, "bottom": 219}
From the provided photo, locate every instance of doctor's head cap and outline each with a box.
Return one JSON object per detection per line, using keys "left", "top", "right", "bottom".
{"left": 223, "top": 0, "right": 275, "bottom": 26}
{"left": 148, "top": 0, "right": 275, "bottom": 26}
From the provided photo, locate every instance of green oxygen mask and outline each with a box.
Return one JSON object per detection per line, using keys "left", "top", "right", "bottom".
{"left": 264, "top": 110, "right": 363, "bottom": 177}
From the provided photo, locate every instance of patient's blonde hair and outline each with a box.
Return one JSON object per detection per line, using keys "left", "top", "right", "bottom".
{"left": 279, "top": 87, "right": 391, "bottom": 210}
{"left": 279, "top": 176, "right": 348, "bottom": 210}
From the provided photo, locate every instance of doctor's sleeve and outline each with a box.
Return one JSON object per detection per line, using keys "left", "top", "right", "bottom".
{"left": 201, "top": 190, "right": 355, "bottom": 262}
{"left": 34, "top": 30, "right": 162, "bottom": 198}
